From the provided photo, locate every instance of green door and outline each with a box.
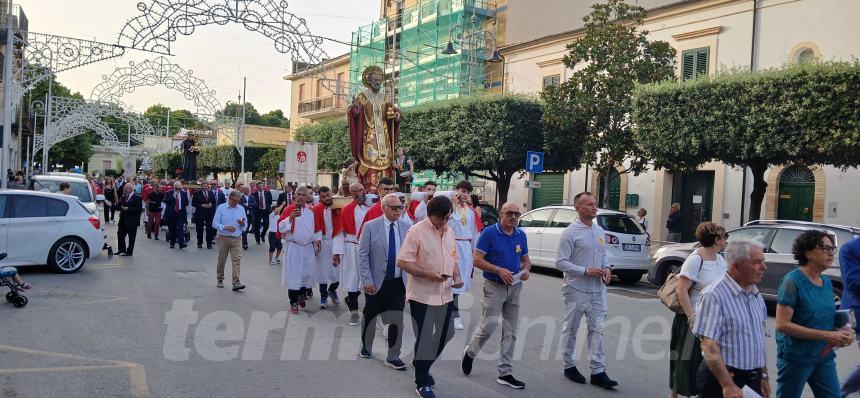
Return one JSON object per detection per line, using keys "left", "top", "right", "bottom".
{"left": 532, "top": 173, "right": 564, "bottom": 209}
{"left": 672, "top": 171, "right": 715, "bottom": 242}
{"left": 777, "top": 166, "right": 816, "bottom": 221}
{"left": 598, "top": 169, "right": 621, "bottom": 210}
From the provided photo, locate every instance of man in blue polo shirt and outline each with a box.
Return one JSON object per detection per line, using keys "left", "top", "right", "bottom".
{"left": 461, "top": 202, "right": 532, "bottom": 389}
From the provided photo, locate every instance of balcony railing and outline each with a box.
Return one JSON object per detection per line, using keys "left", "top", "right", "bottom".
{"left": 297, "top": 95, "right": 347, "bottom": 118}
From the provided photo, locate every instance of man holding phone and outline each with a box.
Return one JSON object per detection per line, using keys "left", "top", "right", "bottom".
{"left": 462, "top": 202, "right": 530, "bottom": 389}
{"left": 278, "top": 185, "right": 321, "bottom": 314}
{"left": 213, "top": 190, "right": 247, "bottom": 291}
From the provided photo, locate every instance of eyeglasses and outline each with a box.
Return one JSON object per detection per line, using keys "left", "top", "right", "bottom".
{"left": 817, "top": 245, "right": 838, "bottom": 253}
{"left": 503, "top": 211, "right": 522, "bottom": 218}
{"left": 443, "top": 215, "right": 453, "bottom": 222}
{"left": 386, "top": 205, "right": 404, "bottom": 211}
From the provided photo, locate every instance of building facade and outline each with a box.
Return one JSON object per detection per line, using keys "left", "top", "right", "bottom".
{"left": 500, "top": 0, "right": 860, "bottom": 241}
{"left": 284, "top": 53, "right": 351, "bottom": 137}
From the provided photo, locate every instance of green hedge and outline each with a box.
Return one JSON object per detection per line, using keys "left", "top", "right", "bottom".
{"left": 633, "top": 61, "right": 860, "bottom": 171}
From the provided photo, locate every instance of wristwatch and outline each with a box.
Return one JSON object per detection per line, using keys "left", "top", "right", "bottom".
{"left": 761, "top": 372, "right": 769, "bottom": 380}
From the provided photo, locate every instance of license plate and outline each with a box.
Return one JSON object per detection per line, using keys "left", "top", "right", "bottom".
{"left": 622, "top": 243, "right": 641, "bottom": 252}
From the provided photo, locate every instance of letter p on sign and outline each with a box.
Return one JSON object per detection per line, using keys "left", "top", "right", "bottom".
{"left": 526, "top": 151, "right": 544, "bottom": 174}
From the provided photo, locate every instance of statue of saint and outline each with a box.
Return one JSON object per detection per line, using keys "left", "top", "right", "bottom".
{"left": 139, "top": 150, "right": 152, "bottom": 173}
{"left": 181, "top": 133, "right": 199, "bottom": 181}
{"left": 347, "top": 65, "right": 402, "bottom": 189}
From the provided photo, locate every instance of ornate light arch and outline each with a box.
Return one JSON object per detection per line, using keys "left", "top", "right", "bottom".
{"left": 91, "top": 56, "right": 221, "bottom": 116}
{"left": 764, "top": 165, "right": 827, "bottom": 222}
{"left": 37, "top": 97, "right": 158, "bottom": 158}
{"left": 115, "top": 0, "right": 335, "bottom": 94}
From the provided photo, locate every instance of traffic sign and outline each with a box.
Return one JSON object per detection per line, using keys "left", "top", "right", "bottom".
{"left": 525, "top": 151, "right": 544, "bottom": 173}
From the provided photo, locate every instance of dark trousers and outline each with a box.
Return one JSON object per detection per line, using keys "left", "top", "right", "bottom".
{"left": 320, "top": 282, "right": 339, "bottom": 299}
{"left": 117, "top": 223, "right": 137, "bottom": 255}
{"left": 168, "top": 217, "right": 186, "bottom": 246}
{"left": 409, "top": 300, "right": 455, "bottom": 388}
{"left": 253, "top": 210, "right": 268, "bottom": 243}
{"left": 194, "top": 218, "right": 214, "bottom": 246}
{"left": 698, "top": 364, "right": 764, "bottom": 398}
{"left": 345, "top": 291, "right": 361, "bottom": 312}
{"left": 104, "top": 204, "right": 115, "bottom": 222}
{"left": 362, "top": 278, "right": 405, "bottom": 360}
{"left": 288, "top": 287, "right": 310, "bottom": 306}
{"left": 452, "top": 294, "right": 461, "bottom": 318}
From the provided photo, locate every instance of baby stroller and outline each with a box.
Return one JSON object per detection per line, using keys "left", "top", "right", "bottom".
{"left": 0, "top": 254, "right": 28, "bottom": 308}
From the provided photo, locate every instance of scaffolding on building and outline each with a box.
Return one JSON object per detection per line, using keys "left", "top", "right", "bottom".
{"left": 349, "top": 0, "right": 499, "bottom": 109}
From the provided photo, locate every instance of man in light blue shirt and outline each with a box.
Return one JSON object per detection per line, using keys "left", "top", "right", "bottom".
{"left": 213, "top": 190, "right": 247, "bottom": 291}
{"left": 555, "top": 191, "right": 617, "bottom": 389}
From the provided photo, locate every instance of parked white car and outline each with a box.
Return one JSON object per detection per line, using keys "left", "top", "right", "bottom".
{"left": 29, "top": 173, "right": 103, "bottom": 215}
{"left": 519, "top": 205, "right": 651, "bottom": 284}
{"left": 0, "top": 190, "right": 106, "bottom": 273}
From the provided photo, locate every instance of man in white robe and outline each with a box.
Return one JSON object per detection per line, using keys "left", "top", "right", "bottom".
{"left": 447, "top": 181, "right": 482, "bottom": 330}
{"left": 312, "top": 186, "right": 343, "bottom": 309}
{"left": 279, "top": 186, "right": 321, "bottom": 314}
{"left": 338, "top": 182, "right": 371, "bottom": 326}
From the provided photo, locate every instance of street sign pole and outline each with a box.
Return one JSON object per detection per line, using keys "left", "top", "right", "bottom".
{"left": 1, "top": 1, "right": 15, "bottom": 188}
{"left": 525, "top": 151, "right": 544, "bottom": 210}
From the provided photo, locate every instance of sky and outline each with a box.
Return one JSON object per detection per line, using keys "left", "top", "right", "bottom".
{"left": 20, "top": 0, "right": 379, "bottom": 120}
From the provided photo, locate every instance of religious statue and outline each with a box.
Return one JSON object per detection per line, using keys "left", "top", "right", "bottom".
{"left": 181, "top": 133, "right": 199, "bottom": 182}
{"left": 139, "top": 150, "right": 152, "bottom": 173}
{"left": 347, "top": 65, "right": 402, "bottom": 190}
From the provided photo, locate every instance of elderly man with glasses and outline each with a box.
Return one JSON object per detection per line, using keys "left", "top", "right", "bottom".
{"left": 462, "top": 202, "right": 531, "bottom": 389}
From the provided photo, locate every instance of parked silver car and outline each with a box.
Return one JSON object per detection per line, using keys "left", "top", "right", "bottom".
{"left": 519, "top": 205, "right": 651, "bottom": 284}
{"left": 647, "top": 220, "right": 860, "bottom": 303}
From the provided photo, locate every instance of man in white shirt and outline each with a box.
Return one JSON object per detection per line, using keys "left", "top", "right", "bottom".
{"left": 279, "top": 186, "right": 321, "bottom": 314}
{"left": 212, "top": 190, "right": 247, "bottom": 291}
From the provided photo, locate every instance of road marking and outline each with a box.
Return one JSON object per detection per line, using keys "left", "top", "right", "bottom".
{"left": 0, "top": 345, "right": 149, "bottom": 398}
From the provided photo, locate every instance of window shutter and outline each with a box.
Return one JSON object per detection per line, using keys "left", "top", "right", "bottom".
{"left": 695, "top": 48, "right": 710, "bottom": 79}
{"left": 681, "top": 51, "right": 695, "bottom": 81}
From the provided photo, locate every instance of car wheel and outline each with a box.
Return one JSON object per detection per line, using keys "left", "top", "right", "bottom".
{"left": 48, "top": 237, "right": 88, "bottom": 273}
{"left": 658, "top": 262, "right": 682, "bottom": 286}
{"left": 833, "top": 286, "right": 842, "bottom": 307}
{"left": 616, "top": 271, "right": 645, "bottom": 285}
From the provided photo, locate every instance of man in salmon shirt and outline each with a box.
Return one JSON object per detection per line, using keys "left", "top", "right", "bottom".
{"left": 397, "top": 195, "right": 464, "bottom": 398}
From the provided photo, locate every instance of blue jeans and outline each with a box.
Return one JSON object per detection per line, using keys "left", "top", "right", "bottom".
{"left": 843, "top": 342, "right": 860, "bottom": 397}
{"left": 777, "top": 357, "right": 840, "bottom": 398}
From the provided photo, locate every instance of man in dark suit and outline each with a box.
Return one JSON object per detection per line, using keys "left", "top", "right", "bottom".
{"left": 253, "top": 181, "right": 273, "bottom": 245}
{"left": 276, "top": 184, "right": 294, "bottom": 207}
{"left": 192, "top": 180, "right": 217, "bottom": 249}
{"left": 163, "top": 181, "right": 191, "bottom": 249}
{"left": 238, "top": 185, "right": 257, "bottom": 250}
{"left": 357, "top": 193, "right": 412, "bottom": 370}
{"left": 117, "top": 184, "right": 144, "bottom": 256}
{"left": 211, "top": 180, "right": 227, "bottom": 207}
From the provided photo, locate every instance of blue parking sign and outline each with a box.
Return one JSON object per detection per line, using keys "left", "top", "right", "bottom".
{"left": 525, "top": 151, "right": 544, "bottom": 173}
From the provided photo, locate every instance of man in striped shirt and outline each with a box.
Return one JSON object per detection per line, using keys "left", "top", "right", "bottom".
{"left": 693, "top": 239, "right": 771, "bottom": 398}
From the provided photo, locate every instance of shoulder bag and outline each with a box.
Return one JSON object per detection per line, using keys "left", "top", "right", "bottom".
{"left": 657, "top": 253, "right": 704, "bottom": 314}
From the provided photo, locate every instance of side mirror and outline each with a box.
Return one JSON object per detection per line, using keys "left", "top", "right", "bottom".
{"left": 96, "top": 194, "right": 106, "bottom": 202}
{"left": 0, "top": 253, "right": 6, "bottom": 261}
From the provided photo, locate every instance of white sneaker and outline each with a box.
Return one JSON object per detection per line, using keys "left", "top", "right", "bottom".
{"left": 275, "top": 258, "right": 281, "bottom": 264}
{"left": 376, "top": 317, "right": 385, "bottom": 330}
{"left": 269, "top": 259, "right": 277, "bottom": 265}
{"left": 454, "top": 317, "right": 464, "bottom": 330}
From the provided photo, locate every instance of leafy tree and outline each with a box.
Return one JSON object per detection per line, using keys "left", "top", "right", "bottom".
{"left": 633, "top": 61, "right": 860, "bottom": 221}
{"left": 400, "top": 93, "right": 547, "bottom": 204}
{"left": 198, "top": 145, "right": 239, "bottom": 181}
{"left": 151, "top": 152, "right": 182, "bottom": 177}
{"left": 260, "top": 109, "right": 290, "bottom": 128}
{"left": 542, "top": 0, "right": 676, "bottom": 207}
{"left": 220, "top": 102, "right": 263, "bottom": 126}
{"left": 24, "top": 67, "right": 93, "bottom": 169}
{"left": 256, "top": 148, "right": 285, "bottom": 188}
{"left": 143, "top": 104, "right": 201, "bottom": 135}
{"left": 294, "top": 119, "right": 351, "bottom": 172}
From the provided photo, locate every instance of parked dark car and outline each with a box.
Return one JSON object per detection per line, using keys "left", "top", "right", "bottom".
{"left": 648, "top": 220, "right": 860, "bottom": 304}
{"left": 477, "top": 201, "right": 499, "bottom": 227}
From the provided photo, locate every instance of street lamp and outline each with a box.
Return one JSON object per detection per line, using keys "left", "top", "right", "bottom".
{"left": 441, "top": 9, "right": 504, "bottom": 94}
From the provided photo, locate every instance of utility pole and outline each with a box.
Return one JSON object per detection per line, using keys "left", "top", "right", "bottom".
{"left": 1, "top": 0, "right": 15, "bottom": 188}
{"left": 240, "top": 77, "right": 246, "bottom": 183}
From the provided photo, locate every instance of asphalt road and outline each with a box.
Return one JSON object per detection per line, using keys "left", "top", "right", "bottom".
{"left": 1, "top": 223, "right": 857, "bottom": 398}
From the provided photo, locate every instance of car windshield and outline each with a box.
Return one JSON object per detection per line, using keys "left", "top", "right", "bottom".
{"left": 33, "top": 179, "right": 92, "bottom": 202}
{"left": 597, "top": 214, "right": 645, "bottom": 235}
